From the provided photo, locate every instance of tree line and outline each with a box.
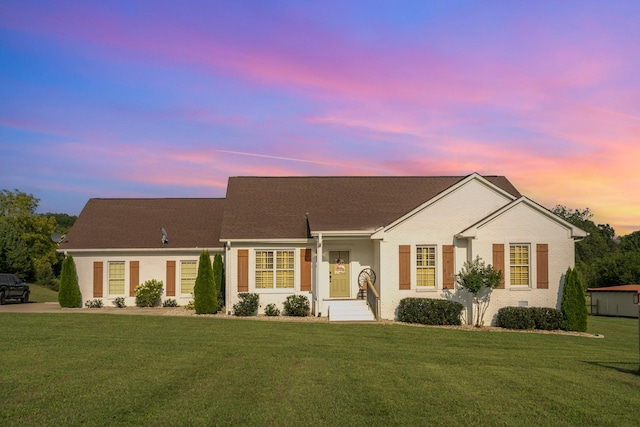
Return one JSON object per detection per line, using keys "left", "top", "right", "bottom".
{"left": 552, "top": 205, "right": 640, "bottom": 288}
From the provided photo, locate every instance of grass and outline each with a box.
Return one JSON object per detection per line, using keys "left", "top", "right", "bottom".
{"left": 26, "top": 284, "right": 59, "bottom": 303}
{"left": 0, "top": 314, "right": 638, "bottom": 426}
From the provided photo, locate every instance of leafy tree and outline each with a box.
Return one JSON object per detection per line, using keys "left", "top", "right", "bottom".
{"left": 455, "top": 256, "right": 503, "bottom": 327}
{"left": 561, "top": 267, "right": 587, "bottom": 332}
{"left": 194, "top": 250, "right": 217, "bottom": 314}
{"left": 42, "top": 213, "right": 77, "bottom": 235}
{"left": 590, "top": 251, "right": 640, "bottom": 287}
{"left": 58, "top": 255, "right": 81, "bottom": 308}
{"left": 552, "top": 205, "right": 619, "bottom": 288}
{"left": 0, "top": 217, "right": 31, "bottom": 277}
{"left": 212, "top": 252, "right": 224, "bottom": 309}
{"left": 0, "top": 189, "right": 57, "bottom": 282}
{"left": 620, "top": 230, "right": 640, "bottom": 253}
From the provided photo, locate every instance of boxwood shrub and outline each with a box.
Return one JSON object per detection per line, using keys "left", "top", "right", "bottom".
{"left": 397, "top": 298, "right": 464, "bottom": 326}
{"left": 283, "top": 295, "right": 310, "bottom": 317}
{"left": 496, "top": 306, "right": 563, "bottom": 330}
{"left": 233, "top": 293, "right": 259, "bottom": 316}
{"left": 496, "top": 306, "right": 535, "bottom": 329}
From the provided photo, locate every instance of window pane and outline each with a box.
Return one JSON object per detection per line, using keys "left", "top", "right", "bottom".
{"left": 108, "top": 262, "right": 125, "bottom": 295}
{"left": 181, "top": 261, "right": 197, "bottom": 294}
{"left": 417, "top": 267, "right": 435, "bottom": 287}
{"left": 255, "top": 251, "right": 275, "bottom": 289}
{"left": 256, "top": 250, "right": 295, "bottom": 289}
{"left": 510, "top": 244, "right": 530, "bottom": 286}
{"left": 276, "top": 270, "right": 294, "bottom": 288}
{"left": 276, "top": 251, "right": 294, "bottom": 288}
{"left": 256, "top": 251, "right": 273, "bottom": 270}
{"left": 256, "top": 270, "right": 273, "bottom": 289}
{"left": 416, "top": 246, "right": 436, "bottom": 287}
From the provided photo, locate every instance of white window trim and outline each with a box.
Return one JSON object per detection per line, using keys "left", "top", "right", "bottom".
{"left": 179, "top": 260, "right": 198, "bottom": 296}
{"left": 509, "top": 243, "right": 531, "bottom": 288}
{"left": 253, "top": 248, "right": 297, "bottom": 292}
{"left": 108, "top": 261, "right": 126, "bottom": 296}
{"left": 416, "top": 245, "right": 437, "bottom": 289}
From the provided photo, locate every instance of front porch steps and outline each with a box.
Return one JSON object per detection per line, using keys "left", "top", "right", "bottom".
{"left": 328, "top": 299, "right": 375, "bottom": 322}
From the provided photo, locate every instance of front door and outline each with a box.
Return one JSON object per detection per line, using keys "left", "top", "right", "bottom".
{"left": 329, "top": 251, "right": 350, "bottom": 298}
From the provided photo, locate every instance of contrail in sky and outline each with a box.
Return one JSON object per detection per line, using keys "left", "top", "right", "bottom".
{"left": 213, "top": 149, "right": 382, "bottom": 172}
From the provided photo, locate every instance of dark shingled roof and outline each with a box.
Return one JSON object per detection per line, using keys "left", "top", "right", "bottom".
{"left": 587, "top": 285, "right": 640, "bottom": 294}
{"left": 59, "top": 198, "right": 225, "bottom": 250}
{"left": 220, "top": 175, "right": 520, "bottom": 240}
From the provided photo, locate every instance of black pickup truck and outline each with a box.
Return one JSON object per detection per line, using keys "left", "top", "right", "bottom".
{"left": 0, "top": 273, "right": 30, "bottom": 304}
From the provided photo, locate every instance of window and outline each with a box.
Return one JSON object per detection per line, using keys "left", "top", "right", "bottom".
{"left": 181, "top": 261, "right": 197, "bottom": 295}
{"left": 255, "top": 250, "right": 294, "bottom": 289}
{"left": 416, "top": 245, "right": 436, "bottom": 287}
{"left": 510, "top": 244, "right": 530, "bottom": 286}
{"left": 108, "top": 261, "right": 125, "bottom": 295}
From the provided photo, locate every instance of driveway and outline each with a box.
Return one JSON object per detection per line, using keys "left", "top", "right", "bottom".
{"left": 0, "top": 302, "right": 65, "bottom": 313}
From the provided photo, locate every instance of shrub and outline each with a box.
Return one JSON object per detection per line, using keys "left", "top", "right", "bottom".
{"left": 561, "top": 267, "right": 587, "bottom": 332}
{"left": 233, "top": 293, "right": 259, "bottom": 316}
{"left": 397, "top": 298, "right": 464, "bottom": 326}
{"left": 213, "top": 252, "right": 225, "bottom": 308}
{"left": 283, "top": 295, "right": 310, "bottom": 317}
{"left": 194, "top": 250, "right": 217, "bottom": 314}
{"left": 85, "top": 299, "right": 103, "bottom": 308}
{"left": 264, "top": 303, "right": 280, "bottom": 316}
{"left": 135, "top": 279, "right": 163, "bottom": 307}
{"left": 496, "top": 307, "right": 535, "bottom": 329}
{"left": 184, "top": 301, "right": 195, "bottom": 310}
{"left": 58, "top": 255, "right": 81, "bottom": 308}
{"left": 163, "top": 298, "right": 179, "bottom": 307}
{"left": 496, "top": 307, "right": 564, "bottom": 330}
{"left": 37, "top": 264, "right": 59, "bottom": 291}
{"left": 112, "top": 297, "right": 126, "bottom": 308}
{"left": 530, "top": 307, "right": 564, "bottom": 330}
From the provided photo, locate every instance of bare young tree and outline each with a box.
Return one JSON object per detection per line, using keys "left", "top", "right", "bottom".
{"left": 455, "top": 256, "right": 503, "bottom": 327}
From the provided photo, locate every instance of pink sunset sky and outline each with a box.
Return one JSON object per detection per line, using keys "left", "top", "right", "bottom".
{"left": 1, "top": 1, "right": 638, "bottom": 235}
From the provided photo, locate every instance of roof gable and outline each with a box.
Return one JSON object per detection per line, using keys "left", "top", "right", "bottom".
{"left": 220, "top": 175, "right": 521, "bottom": 240}
{"left": 374, "top": 173, "right": 519, "bottom": 236}
{"left": 456, "top": 196, "right": 588, "bottom": 239}
{"left": 59, "top": 198, "right": 225, "bottom": 250}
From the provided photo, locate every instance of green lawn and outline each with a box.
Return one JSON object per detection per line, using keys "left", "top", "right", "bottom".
{"left": 26, "top": 284, "right": 59, "bottom": 303}
{"left": 0, "top": 314, "right": 638, "bottom": 426}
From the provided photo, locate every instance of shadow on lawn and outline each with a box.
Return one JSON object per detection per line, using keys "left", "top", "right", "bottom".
{"left": 586, "top": 361, "right": 640, "bottom": 376}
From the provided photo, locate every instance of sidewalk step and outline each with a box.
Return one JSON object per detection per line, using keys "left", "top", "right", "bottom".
{"left": 328, "top": 300, "right": 375, "bottom": 322}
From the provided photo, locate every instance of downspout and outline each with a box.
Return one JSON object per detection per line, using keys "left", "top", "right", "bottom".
{"left": 315, "top": 233, "right": 322, "bottom": 316}
{"left": 225, "top": 241, "right": 231, "bottom": 315}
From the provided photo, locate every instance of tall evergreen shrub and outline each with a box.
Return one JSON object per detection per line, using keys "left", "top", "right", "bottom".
{"left": 58, "top": 255, "right": 81, "bottom": 308}
{"left": 561, "top": 267, "right": 587, "bottom": 332}
{"left": 194, "top": 250, "right": 217, "bottom": 314}
{"left": 212, "top": 252, "right": 224, "bottom": 308}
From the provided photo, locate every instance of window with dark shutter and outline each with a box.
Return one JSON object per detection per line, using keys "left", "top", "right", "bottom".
{"left": 93, "top": 261, "right": 103, "bottom": 297}
{"left": 536, "top": 244, "right": 549, "bottom": 289}
{"left": 300, "top": 248, "right": 312, "bottom": 292}
{"left": 492, "top": 244, "right": 505, "bottom": 289}
{"left": 166, "top": 260, "right": 176, "bottom": 296}
{"left": 443, "top": 245, "right": 454, "bottom": 289}
{"left": 129, "top": 261, "right": 139, "bottom": 297}
{"left": 238, "top": 250, "right": 249, "bottom": 292}
{"left": 399, "top": 245, "right": 411, "bottom": 290}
